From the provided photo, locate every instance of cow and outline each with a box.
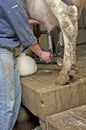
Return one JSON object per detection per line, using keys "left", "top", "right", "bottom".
{"left": 24, "top": 0, "right": 86, "bottom": 85}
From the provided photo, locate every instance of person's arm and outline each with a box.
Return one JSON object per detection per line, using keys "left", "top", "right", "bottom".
{"left": 0, "top": 0, "right": 52, "bottom": 62}
{"left": 0, "top": 0, "right": 37, "bottom": 46}
{"left": 29, "top": 44, "right": 52, "bottom": 63}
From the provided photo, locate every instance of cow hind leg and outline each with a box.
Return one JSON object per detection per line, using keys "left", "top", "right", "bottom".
{"left": 46, "top": 0, "right": 78, "bottom": 85}
{"left": 56, "top": 5, "right": 78, "bottom": 85}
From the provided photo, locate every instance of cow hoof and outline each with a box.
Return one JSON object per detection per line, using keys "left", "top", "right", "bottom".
{"left": 55, "top": 73, "right": 69, "bottom": 85}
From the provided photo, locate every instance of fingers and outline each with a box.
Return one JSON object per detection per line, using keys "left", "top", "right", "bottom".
{"left": 40, "top": 52, "right": 53, "bottom": 63}
{"left": 46, "top": 54, "right": 53, "bottom": 63}
{"left": 40, "top": 58, "right": 51, "bottom": 63}
{"left": 28, "top": 19, "right": 41, "bottom": 24}
{"left": 46, "top": 59, "right": 51, "bottom": 63}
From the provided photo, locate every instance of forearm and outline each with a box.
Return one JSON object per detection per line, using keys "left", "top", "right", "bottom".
{"left": 29, "top": 44, "right": 52, "bottom": 63}
{"left": 29, "top": 44, "right": 42, "bottom": 58}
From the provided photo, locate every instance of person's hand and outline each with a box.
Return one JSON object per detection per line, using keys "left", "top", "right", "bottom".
{"left": 40, "top": 51, "right": 52, "bottom": 63}
{"left": 29, "top": 44, "right": 52, "bottom": 63}
{"left": 28, "top": 19, "right": 41, "bottom": 24}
